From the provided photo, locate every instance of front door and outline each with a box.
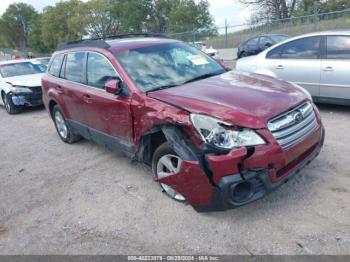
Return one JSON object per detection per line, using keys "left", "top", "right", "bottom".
{"left": 82, "top": 52, "right": 134, "bottom": 152}
{"left": 271, "top": 36, "right": 322, "bottom": 98}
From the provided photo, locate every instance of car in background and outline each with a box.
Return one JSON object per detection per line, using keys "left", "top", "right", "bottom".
{"left": 237, "top": 34, "right": 289, "bottom": 59}
{"left": 30, "top": 58, "right": 49, "bottom": 72}
{"left": 236, "top": 31, "right": 350, "bottom": 106}
{"left": 33, "top": 57, "right": 51, "bottom": 65}
{"left": 41, "top": 34, "right": 324, "bottom": 212}
{"left": 0, "top": 60, "right": 45, "bottom": 114}
{"left": 190, "top": 41, "right": 219, "bottom": 57}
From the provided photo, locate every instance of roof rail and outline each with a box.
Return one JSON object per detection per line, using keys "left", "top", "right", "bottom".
{"left": 56, "top": 39, "right": 111, "bottom": 51}
{"left": 56, "top": 33, "right": 170, "bottom": 51}
{"left": 104, "top": 33, "right": 170, "bottom": 40}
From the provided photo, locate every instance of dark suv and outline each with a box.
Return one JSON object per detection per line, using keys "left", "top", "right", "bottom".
{"left": 42, "top": 34, "right": 324, "bottom": 212}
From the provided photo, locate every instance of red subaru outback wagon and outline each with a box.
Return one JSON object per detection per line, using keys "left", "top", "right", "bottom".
{"left": 42, "top": 34, "right": 325, "bottom": 212}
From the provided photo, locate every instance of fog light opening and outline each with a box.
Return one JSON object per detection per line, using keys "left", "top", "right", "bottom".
{"left": 231, "top": 181, "right": 254, "bottom": 203}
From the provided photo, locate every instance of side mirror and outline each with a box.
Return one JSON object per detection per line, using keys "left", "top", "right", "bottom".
{"left": 105, "top": 79, "right": 122, "bottom": 95}
{"left": 265, "top": 42, "right": 272, "bottom": 47}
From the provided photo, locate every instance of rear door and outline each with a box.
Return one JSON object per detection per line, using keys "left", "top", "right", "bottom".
{"left": 245, "top": 37, "right": 260, "bottom": 56}
{"left": 320, "top": 35, "right": 350, "bottom": 100}
{"left": 271, "top": 36, "right": 322, "bottom": 97}
{"left": 82, "top": 51, "right": 134, "bottom": 150}
{"left": 59, "top": 52, "right": 89, "bottom": 125}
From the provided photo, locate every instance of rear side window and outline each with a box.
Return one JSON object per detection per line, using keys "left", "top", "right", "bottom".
{"left": 326, "top": 36, "right": 350, "bottom": 59}
{"left": 65, "top": 52, "right": 85, "bottom": 83}
{"left": 246, "top": 37, "right": 259, "bottom": 45}
{"left": 259, "top": 36, "right": 272, "bottom": 48}
{"left": 48, "top": 54, "right": 64, "bottom": 77}
{"left": 87, "top": 52, "right": 118, "bottom": 89}
{"left": 280, "top": 37, "right": 321, "bottom": 59}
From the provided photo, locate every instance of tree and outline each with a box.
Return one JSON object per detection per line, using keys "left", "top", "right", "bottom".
{"left": 168, "top": 0, "right": 215, "bottom": 33}
{"left": 41, "top": 0, "right": 84, "bottom": 51}
{"left": 240, "top": 0, "right": 298, "bottom": 22}
{"left": 0, "top": 3, "right": 38, "bottom": 50}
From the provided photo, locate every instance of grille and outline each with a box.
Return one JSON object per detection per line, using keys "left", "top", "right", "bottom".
{"left": 267, "top": 101, "right": 318, "bottom": 149}
{"left": 29, "top": 86, "right": 42, "bottom": 95}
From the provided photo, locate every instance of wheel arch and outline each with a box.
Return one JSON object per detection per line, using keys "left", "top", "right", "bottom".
{"left": 48, "top": 99, "right": 58, "bottom": 119}
{"left": 138, "top": 125, "right": 198, "bottom": 165}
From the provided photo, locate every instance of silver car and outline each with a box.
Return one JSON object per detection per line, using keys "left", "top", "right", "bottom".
{"left": 236, "top": 30, "right": 350, "bottom": 106}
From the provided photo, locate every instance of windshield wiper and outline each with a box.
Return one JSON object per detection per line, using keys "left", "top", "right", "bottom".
{"left": 182, "top": 71, "right": 223, "bottom": 85}
{"left": 146, "top": 83, "right": 181, "bottom": 94}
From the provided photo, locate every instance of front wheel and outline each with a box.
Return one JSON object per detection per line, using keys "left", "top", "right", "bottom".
{"left": 152, "top": 142, "right": 186, "bottom": 202}
{"left": 2, "top": 93, "right": 21, "bottom": 114}
{"left": 52, "top": 105, "right": 81, "bottom": 144}
{"left": 239, "top": 51, "right": 248, "bottom": 59}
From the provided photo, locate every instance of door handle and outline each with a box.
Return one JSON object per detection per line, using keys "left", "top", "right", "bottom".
{"left": 323, "top": 66, "right": 334, "bottom": 72}
{"left": 82, "top": 94, "right": 93, "bottom": 104}
{"left": 55, "top": 85, "right": 63, "bottom": 93}
{"left": 276, "top": 65, "right": 284, "bottom": 69}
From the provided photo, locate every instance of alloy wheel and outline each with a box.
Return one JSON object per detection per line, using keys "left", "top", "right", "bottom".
{"left": 156, "top": 154, "right": 186, "bottom": 201}
{"left": 54, "top": 111, "right": 68, "bottom": 139}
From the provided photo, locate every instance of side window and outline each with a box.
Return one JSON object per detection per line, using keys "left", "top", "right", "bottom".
{"left": 87, "top": 52, "right": 118, "bottom": 89}
{"left": 326, "top": 36, "right": 350, "bottom": 59}
{"left": 246, "top": 37, "right": 259, "bottom": 46}
{"left": 65, "top": 52, "right": 85, "bottom": 83}
{"left": 48, "top": 54, "right": 64, "bottom": 77}
{"left": 280, "top": 37, "right": 321, "bottom": 59}
{"left": 259, "top": 37, "right": 272, "bottom": 48}
{"left": 266, "top": 45, "right": 283, "bottom": 59}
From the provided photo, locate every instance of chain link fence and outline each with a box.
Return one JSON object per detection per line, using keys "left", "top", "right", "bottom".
{"left": 169, "top": 8, "right": 350, "bottom": 49}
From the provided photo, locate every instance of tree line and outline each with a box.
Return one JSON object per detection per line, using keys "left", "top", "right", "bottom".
{"left": 240, "top": 0, "right": 350, "bottom": 23}
{"left": 0, "top": 0, "right": 215, "bottom": 53}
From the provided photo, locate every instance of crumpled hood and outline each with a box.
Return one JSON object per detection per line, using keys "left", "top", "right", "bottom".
{"left": 4, "top": 73, "right": 44, "bottom": 87}
{"left": 147, "top": 71, "right": 308, "bottom": 129}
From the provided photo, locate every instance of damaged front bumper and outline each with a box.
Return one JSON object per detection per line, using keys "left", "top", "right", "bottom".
{"left": 157, "top": 123, "right": 325, "bottom": 212}
{"left": 11, "top": 91, "right": 43, "bottom": 107}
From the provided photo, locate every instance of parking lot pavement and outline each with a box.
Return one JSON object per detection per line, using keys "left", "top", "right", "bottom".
{"left": 0, "top": 103, "right": 350, "bottom": 255}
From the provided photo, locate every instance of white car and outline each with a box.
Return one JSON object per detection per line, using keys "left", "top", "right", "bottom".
{"left": 191, "top": 42, "right": 219, "bottom": 57}
{"left": 236, "top": 31, "right": 350, "bottom": 106}
{"left": 0, "top": 60, "right": 45, "bottom": 114}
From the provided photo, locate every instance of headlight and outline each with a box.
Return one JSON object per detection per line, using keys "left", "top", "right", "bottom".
{"left": 10, "top": 86, "right": 32, "bottom": 94}
{"left": 190, "top": 114, "right": 265, "bottom": 149}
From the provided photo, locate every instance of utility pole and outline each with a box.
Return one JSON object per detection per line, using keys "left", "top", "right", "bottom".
{"left": 225, "top": 19, "right": 228, "bottom": 49}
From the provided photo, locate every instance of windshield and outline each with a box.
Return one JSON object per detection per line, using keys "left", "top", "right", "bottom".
{"left": 0, "top": 62, "right": 44, "bottom": 78}
{"left": 114, "top": 43, "right": 225, "bottom": 92}
{"left": 270, "top": 35, "right": 289, "bottom": 43}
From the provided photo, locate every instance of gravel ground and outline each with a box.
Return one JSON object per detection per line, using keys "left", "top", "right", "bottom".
{"left": 0, "top": 99, "right": 350, "bottom": 255}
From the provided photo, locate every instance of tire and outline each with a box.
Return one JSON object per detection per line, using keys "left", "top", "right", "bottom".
{"left": 52, "top": 105, "right": 81, "bottom": 144}
{"left": 2, "top": 93, "right": 22, "bottom": 114}
{"left": 152, "top": 142, "right": 186, "bottom": 202}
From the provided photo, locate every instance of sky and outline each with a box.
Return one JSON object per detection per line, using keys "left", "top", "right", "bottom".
{"left": 0, "top": 0, "right": 252, "bottom": 27}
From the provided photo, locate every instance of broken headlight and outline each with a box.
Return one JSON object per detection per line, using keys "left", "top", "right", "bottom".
{"left": 190, "top": 114, "right": 265, "bottom": 149}
{"left": 10, "top": 85, "right": 32, "bottom": 94}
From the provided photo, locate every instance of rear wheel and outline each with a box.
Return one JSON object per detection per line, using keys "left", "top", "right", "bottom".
{"left": 52, "top": 105, "right": 81, "bottom": 144}
{"left": 152, "top": 142, "right": 186, "bottom": 202}
{"left": 2, "top": 93, "right": 21, "bottom": 114}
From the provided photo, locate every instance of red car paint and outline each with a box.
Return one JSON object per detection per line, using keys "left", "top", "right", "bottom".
{"left": 42, "top": 37, "right": 324, "bottom": 212}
